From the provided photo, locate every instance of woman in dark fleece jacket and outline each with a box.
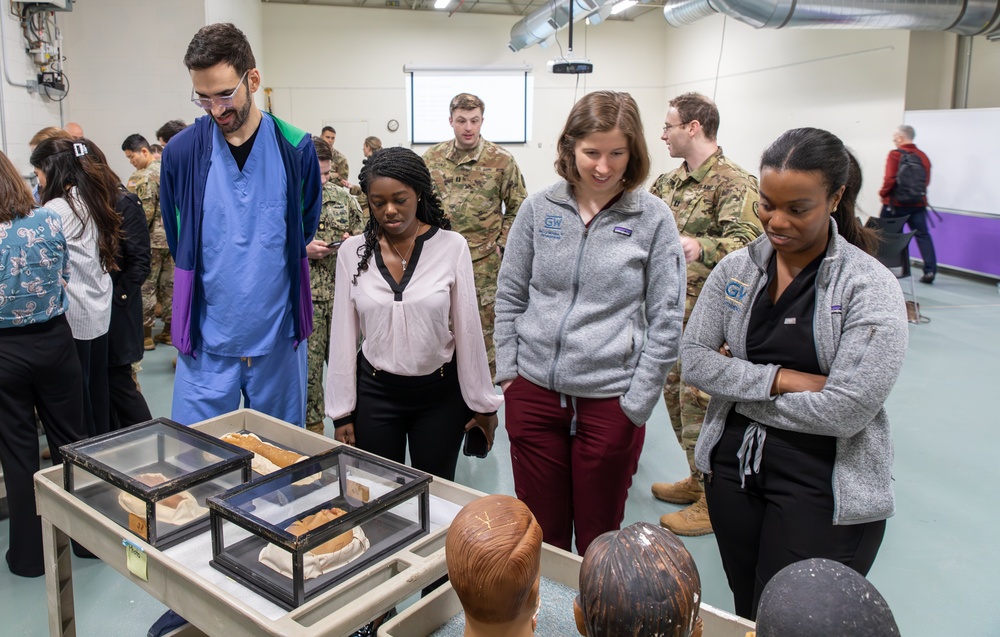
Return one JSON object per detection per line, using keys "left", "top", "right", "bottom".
{"left": 495, "top": 91, "right": 686, "bottom": 556}
{"left": 681, "top": 128, "right": 908, "bottom": 619}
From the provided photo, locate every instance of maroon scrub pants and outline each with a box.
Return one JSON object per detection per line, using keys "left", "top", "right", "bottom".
{"left": 504, "top": 375, "right": 645, "bottom": 556}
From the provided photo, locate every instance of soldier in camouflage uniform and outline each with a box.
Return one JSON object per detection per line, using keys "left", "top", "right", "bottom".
{"left": 306, "top": 137, "right": 365, "bottom": 434}
{"left": 321, "top": 126, "right": 351, "bottom": 187}
{"left": 122, "top": 134, "right": 173, "bottom": 350}
{"left": 649, "top": 93, "right": 762, "bottom": 537}
{"left": 422, "top": 93, "right": 527, "bottom": 377}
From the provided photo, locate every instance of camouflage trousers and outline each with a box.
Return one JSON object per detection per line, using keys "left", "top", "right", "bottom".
{"left": 305, "top": 298, "right": 332, "bottom": 434}
{"left": 142, "top": 249, "right": 173, "bottom": 327}
{"left": 472, "top": 251, "right": 499, "bottom": 379}
{"left": 663, "top": 357, "right": 710, "bottom": 479}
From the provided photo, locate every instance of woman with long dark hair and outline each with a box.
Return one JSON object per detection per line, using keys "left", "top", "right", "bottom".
{"left": 325, "top": 146, "right": 501, "bottom": 481}
{"left": 31, "top": 137, "right": 122, "bottom": 438}
{"left": 0, "top": 150, "right": 86, "bottom": 577}
{"left": 494, "top": 91, "right": 686, "bottom": 556}
{"left": 681, "top": 127, "right": 908, "bottom": 619}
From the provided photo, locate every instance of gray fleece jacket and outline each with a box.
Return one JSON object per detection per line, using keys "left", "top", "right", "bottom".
{"left": 495, "top": 180, "right": 686, "bottom": 425}
{"left": 682, "top": 219, "right": 908, "bottom": 524}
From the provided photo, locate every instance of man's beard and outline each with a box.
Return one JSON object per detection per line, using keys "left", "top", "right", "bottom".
{"left": 216, "top": 89, "right": 252, "bottom": 134}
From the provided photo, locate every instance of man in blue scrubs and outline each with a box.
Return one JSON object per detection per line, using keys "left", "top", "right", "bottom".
{"left": 150, "top": 22, "right": 320, "bottom": 637}
{"left": 160, "top": 23, "right": 321, "bottom": 428}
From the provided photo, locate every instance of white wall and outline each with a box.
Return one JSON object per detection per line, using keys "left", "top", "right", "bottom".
{"left": 263, "top": 5, "right": 911, "bottom": 216}
{"left": 60, "top": 0, "right": 206, "bottom": 183}
{"left": 966, "top": 36, "right": 1000, "bottom": 108}
{"left": 261, "top": 3, "right": 670, "bottom": 189}
{"left": 905, "top": 31, "right": 957, "bottom": 110}
{"left": 0, "top": 3, "right": 63, "bottom": 177}
{"left": 658, "top": 15, "right": 911, "bottom": 216}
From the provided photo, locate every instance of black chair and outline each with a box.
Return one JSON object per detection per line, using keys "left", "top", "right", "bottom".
{"left": 866, "top": 214, "right": 909, "bottom": 234}
{"left": 876, "top": 230, "right": 922, "bottom": 323}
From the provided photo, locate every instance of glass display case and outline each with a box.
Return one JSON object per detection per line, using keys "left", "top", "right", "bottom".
{"left": 207, "top": 446, "right": 432, "bottom": 609}
{"left": 61, "top": 418, "right": 253, "bottom": 548}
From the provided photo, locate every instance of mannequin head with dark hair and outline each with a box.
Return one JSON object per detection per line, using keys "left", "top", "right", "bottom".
{"left": 575, "top": 522, "right": 702, "bottom": 637}
{"left": 446, "top": 494, "right": 543, "bottom": 636}
{"left": 755, "top": 558, "right": 899, "bottom": 637}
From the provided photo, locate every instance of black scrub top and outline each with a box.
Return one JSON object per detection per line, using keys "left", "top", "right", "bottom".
{"left": 726, "top": 250, "right": 834, "bottom": 449}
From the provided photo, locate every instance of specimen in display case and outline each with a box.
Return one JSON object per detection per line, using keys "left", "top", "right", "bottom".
{"left": 207, "top": 445, "right": 432, "bottom": 608}
{"left": 60, "top": 418, "right": 253, "bottom": 547}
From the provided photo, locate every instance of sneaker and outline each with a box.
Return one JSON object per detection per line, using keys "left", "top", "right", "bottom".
{"left": 659, "top": 495, "right": 713, "bottom": 536}
{"left": 919, "top": 273, "right": 935, "bottom": 284}
{"left": 651, "top": 475, "right": 703, "bottom": 505}
{"left": 148, "top": 610, "right": 188, "bottom": 637}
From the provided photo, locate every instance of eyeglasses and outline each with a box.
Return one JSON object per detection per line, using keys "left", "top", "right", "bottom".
{"left": 190, "top": 71, "right": 249, "bottom": 110}
{"left": 662, "top": 121, "right": 691, "bottom": 133}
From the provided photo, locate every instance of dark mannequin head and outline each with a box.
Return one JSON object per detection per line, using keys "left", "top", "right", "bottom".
{"left": 575, "top": 522, "right": 701, "bottom": 637}
{"left": 755, "top": 558, "right": 900, "bottom": 637}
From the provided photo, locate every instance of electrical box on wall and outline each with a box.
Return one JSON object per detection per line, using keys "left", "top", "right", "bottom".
{"left": 16, "top": 0, "right": 73, "bottom": 11}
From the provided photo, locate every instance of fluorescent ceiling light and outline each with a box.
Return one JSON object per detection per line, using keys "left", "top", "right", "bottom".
{"left": 610, "top": 0, "right": 636, "bottom": 14}
{"left": 434, "top": 0, "right": 449, "bottom": 8}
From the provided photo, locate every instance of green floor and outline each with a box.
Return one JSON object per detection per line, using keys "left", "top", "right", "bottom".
{"left": 2, "top": 271, "right": 998, "bottom": 636}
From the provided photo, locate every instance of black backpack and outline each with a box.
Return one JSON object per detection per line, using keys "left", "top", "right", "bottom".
{"left": 893, "top": 150, "right": 927, "bottom": 205}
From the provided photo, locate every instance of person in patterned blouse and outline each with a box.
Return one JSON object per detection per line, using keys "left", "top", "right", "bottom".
{"left": 0, "top": 150, "right": 87, "bottom": 578}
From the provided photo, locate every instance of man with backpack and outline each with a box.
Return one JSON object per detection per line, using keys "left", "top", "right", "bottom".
{"left": 879, "top": 124, "right": 936, "bottom": 283}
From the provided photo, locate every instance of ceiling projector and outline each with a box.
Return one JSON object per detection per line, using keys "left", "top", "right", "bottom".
{"left": 549, "top": 59, "right": 594, "bottom": 74}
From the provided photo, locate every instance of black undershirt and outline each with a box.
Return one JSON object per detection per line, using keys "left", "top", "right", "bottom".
{"left": 726, "top": 250, "right": 833, "bottom": 447}
{"left": 227, "top": 120, "right": 261, "bottom": 172}
{"left": 745, "top": 251, "right": 825, "bottom": 375}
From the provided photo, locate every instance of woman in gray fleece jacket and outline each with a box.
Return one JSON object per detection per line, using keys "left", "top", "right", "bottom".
{"left": 495, "top": 91, "right": 686, "bottom": 556}
{"left": 681, "top": 128, "right": 908, "bottom": 619}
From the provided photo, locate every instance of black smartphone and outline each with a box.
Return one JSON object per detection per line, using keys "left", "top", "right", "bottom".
{"left": 463, "top": 426, "right": 489, "bottom": 458}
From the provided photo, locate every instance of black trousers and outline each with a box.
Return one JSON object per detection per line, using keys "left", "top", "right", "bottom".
{"left": 705, "top": 420, "right": 886, "bottom": 620}
{"left": 353, "top": 355, "right": 472, "bottom": 481}
{"left": 74, "top": 333, "right": 110, "bottom": 438}
{"left": 108, "top": 363, "right": 151, "bottom": 431}
{"left": 0, "top": 315, "right": 86, "bottom": 577}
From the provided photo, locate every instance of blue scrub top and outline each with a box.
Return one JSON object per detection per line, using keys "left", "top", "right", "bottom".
{"left": 198, "top": 114, "right": 294, "bottom": 357}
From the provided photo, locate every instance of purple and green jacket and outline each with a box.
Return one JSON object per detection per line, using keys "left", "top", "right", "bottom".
{"left": 160, "top": 114, "right": 321, "bottom": 356}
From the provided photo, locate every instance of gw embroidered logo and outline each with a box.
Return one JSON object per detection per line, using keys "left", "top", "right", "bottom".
{"left": 724, "top": 279, "right": 748, "bottom": 311}
{"left": 540, "top": 214, "right": 563, "bottom": 240}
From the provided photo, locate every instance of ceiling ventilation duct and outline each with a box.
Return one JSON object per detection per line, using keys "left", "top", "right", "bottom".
{"left": 509, "top": 0, "right": 616, "bottom": 52}
{"left": 663, "top": 0, "right": 1000, "bottom": 36}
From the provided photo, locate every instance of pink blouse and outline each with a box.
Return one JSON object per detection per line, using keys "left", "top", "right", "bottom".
{"left": 325, "top": 227, "right": 502, "bottom": 421}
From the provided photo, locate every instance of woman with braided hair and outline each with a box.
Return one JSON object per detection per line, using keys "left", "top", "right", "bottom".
{"left": 325, "top": 146, "right": 501, "bottom": 480}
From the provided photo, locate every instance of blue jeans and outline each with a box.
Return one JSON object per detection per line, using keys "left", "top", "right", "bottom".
{"left": 882, "top": 205, "right": 937, "bottom": 274}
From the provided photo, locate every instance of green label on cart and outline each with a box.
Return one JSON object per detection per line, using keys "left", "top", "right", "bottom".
{"left": 123, "top": 539, "right": 148, "bottom": 581}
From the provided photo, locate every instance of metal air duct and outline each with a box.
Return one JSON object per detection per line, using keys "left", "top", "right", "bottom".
{"left": 509, "top": 0, "right": 615, "bottom": 52}
{"left": 663, "top": 0, "right": 1000, "bottom": 36}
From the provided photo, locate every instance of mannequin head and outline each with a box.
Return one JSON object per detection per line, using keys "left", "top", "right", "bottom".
{"left": 755, "top": 558, "right": 899, "bottom": 636}
{"left": 574, "top": 522, "right": 701, "bottom": 637}
{"left": 446, "top": 495, "right": 542, "bottom": 634}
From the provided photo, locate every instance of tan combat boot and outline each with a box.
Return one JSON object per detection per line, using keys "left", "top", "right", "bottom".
{"left": 659, "top": 495, "right": 713, "bottom": 537}
{"left": 144, "top": 326, "right": 155, "bottom": 351}
{"left": 651, "top": 475, "right": 703, "bottom": 504}
{"left": 154, "top": 320, "right": 172, "bottom": 346}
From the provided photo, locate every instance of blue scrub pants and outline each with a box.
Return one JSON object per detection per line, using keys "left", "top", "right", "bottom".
{"left": 171, "top": 340, "right": 308, "bottom": 426}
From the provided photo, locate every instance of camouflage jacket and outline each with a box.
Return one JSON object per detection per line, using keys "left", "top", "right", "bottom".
{"left": 650, "top": 148, "right": 761, "bottom": 296}
{"left": 331, "top": 148, "right": 350, "bottom": 185}
{"left": 423, "top": 138, "right": 527, "bottom": 261}
{"left": 310, "top": 181, "right": 364, "bottom": 301}
{"left": 126, "top": 159, "right": 166, "bottom": 249}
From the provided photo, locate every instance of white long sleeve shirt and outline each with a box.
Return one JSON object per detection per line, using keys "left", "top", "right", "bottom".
{"left": 46, "top": 190, "right": 112, "bottom": 340}
{"left": 325, "top": 227, "right": 502, "bottom": 421}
